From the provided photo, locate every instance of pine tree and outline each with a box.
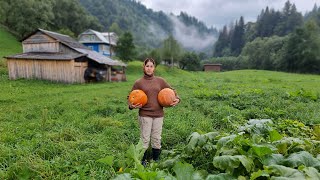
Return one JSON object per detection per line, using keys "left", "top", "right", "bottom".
{"left": 116, "top": 32, "right": 136, "bottom": 62}
{"left": 214, "top": 25, "right": 229, "bottom": 57}
{"left": 230, "top": 16, "right": 245, "bottom": 56}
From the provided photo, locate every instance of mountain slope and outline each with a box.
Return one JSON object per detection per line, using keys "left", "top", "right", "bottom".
{"left": 79, "top": 0, "right": 218, "bottom": 52}
{"left": 0, "top": 26, "right": 22, "bottom": 74}
{"left": 0, "top": 26, "right": 21, "bottom": 59}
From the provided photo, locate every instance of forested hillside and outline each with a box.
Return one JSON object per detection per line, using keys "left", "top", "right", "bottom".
{"left": 78, "top": 0, "right": 218, "bottom": 52}
{"left": 1, "top": 0, "right": 320, "bottom": 73}
{"left": 0, "top": 0, "right": 217, "bottom": 55}
{"left": 209, "top": 1, "right": 320, "bottom": 74}
{"left": 0, "top": 0, "right": 102, "bottom": 38}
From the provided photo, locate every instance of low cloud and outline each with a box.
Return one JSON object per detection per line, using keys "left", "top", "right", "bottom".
{"left": 147, "top": 15, "right": 217, "bottom": 52}
{"left": 169, "top": 15, "right": 216, "bottom": 51}
{"left": 140, "top": 0, "right": 320, "bottom": 29}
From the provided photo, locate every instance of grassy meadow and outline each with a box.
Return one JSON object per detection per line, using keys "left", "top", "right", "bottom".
{"left": 0, "top": 27, "right": 320, "bottom": 179}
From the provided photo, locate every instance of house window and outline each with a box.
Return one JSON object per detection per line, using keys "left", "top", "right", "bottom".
{"left": 102, "top": 45, "right": 110, "bottom": 51}
{"left": 88, "top": 46, "right": 94, "bottom": 50}
{"left": 82, "top": 35, "right": 89, "bottom": 41}
{"left": 90, "top": 35, "right": 95, "bottom": 41}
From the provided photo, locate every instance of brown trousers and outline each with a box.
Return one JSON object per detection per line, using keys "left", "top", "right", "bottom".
{"left": 138, "top": 116, "right": 164, "bottom": 150}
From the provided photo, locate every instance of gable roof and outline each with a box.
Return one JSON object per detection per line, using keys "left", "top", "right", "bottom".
{"left": 79, "top": 29, "right": 117, "bottom": 46}
{"left": 18, "top": 29, "right": 125, "bottom": 67}
{"left": 39, "top": 29, "right": 90, "bottom": 49}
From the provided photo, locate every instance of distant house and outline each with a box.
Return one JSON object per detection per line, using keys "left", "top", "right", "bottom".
{"left": 203, "top": 64, "right": 222, "bottom": 72}
{"left": 78, "top": 29, "right": 118, "bottom": 57}
{"left": 5, "top": 28, "right": 126, "bottom": 83}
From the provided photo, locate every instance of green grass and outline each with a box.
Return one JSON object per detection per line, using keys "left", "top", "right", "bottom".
{"left": 0, "top": 25, "right": 22, "bottom": 74}
{"left": 0, "top": 27, "right": 319, "bottom": 179}
{"left": 0, "top": 25, "right": 21, "bottom": 57}
{"left": 0, "top": 61, "right": 319, "bottom": 178}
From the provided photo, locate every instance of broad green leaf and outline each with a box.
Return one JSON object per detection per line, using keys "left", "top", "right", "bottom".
{"left": 213, "top": 155, "right": 254, "bottom": 173}
{"left": 204, "top": 132, "right": 220, "bottom": 141}
{"left": 269, "top": 129, "right": 283, "bottom": 142}
{"left": 314, "top": 125, "right": 320, "bottom": 140}
{"left": 220, "top": 149, "right": 238, "bottom": 156}
{"left": 197, "top": 134, "right": 208, "bottom": 147}
{"left": 274, "top": 137, "right": 305, "bottom": 154}
{"left": 205, "top": 173, "right": 236, "bottom": 180}
{"left": 197, "top": 132, "right": 220, "bottom": 147}
{"left": 248, "top": 119, "right": 273, "bottom": 126}
{"left": 154, "top": 171, "right": 176, "bottom": 180}
{"left": 251, "top": 144, "right": 273, "bottom": 158}
{"left": 238, "top": 119, "right": 273, "bottom": 136}
{"left": 136, "top": 171, "right": 158, "bottom": 180}
{"left": 213, "top": 155, "right": 240, "bottom": 173}
{"left": 173, "top": 162, "right": 195, "bottom": 180}
{"left": 113, "top": 173, "right": 132, "bottom": 180}
{"left": 192, "top": 171, "right": 206, "bottom": 180}
{"left": 203, "top": 144, "right": 217, "bottom": 152}
{"left": 261, "top": 154, "right": 284, "bottom": 166}
{"left": 284, "top": 151, "right": 320, "bottom": 168}
{"left": 125, "top": 140, "right": 145, "bottom": 169}
{"left": 266, "top": 165, "right": 305, "bottom": 179}
{"left": 250, "top": 169, "right": 270, "bottom": 180}
{"left": 216, "top": 134, "right": 237, "bottom": 148}
{"left": 186, "top": 132, "right": 201, "bottom": 153}
{"left": 301, "top": 167, "right": 320, "bottom": 180}
{"left": 159, "top": 156, "right": 180, "bottom": 169}
{"left": 97, "top": 155, "right": 114, "bottom": 166}
{"left": 193, "top": 170, "right": 208, "bottom": 180}
{"left": 238, "top": 155, "right": 254, "bottom": 172}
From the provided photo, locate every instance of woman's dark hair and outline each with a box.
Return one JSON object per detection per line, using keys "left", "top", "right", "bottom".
{"left": 144, "top": 58, "right": 156, "bottom": 66}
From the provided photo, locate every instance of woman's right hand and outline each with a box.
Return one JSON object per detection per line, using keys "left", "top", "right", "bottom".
{"left": 129, "top": 103, "right": 142, "bottom": 109}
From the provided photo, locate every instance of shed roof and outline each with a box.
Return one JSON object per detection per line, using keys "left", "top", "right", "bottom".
{"left": 17, "top": 29, "right": 126, "bottom": 67}
{"left": 75, "top": 48, "right": 126, "bottom": 66}
{"left": 203, "top": 64, "right": 222, "bottom": 66}
{"left": 5, "top": 52, "right": 85, "bottom": 60}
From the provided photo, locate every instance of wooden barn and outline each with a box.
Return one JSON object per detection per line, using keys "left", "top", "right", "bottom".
{"left": 5, "top": 29, "right": 126, "bottom": 83}
{"left": 203, "top": 64, "right": 222, "bottom": 72}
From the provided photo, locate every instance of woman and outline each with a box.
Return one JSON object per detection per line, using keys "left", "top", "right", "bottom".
{"left": 128, "top": 58, "right": 180, "bottom": 165}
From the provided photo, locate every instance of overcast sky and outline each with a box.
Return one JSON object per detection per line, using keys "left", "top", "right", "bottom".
{"left": 139, "top": 0, "right": 320, "bottom": 29}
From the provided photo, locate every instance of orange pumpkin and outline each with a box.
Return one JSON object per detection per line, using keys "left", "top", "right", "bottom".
{"left": 158, "top": 88, "right": 175, "bottom": 107}
{"left": 129, "top": 89, "right": 148, "bottom": 106}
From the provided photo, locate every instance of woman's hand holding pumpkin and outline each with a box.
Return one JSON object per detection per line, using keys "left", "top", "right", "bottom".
{"left": 130, "top": 103, "right": 143, "bottom": 109}
{"left": 170, "top": 98, "right": 180, "bottom": 107}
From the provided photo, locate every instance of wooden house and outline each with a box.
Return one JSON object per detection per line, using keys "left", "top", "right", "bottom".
{"left": 78, "top": 29, "right": 118, "bottom": 57}
{"left": 5, "top": 29, "right": 126, "bottom": 83}
{"left": 203, "top": 64, "right": 222, "bottom": 72}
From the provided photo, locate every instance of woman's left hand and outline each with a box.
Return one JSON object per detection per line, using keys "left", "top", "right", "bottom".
{"left": 170, "top": 98, "right": 180, "bottom": 107}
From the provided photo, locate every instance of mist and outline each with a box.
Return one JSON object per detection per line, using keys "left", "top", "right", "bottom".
{"left": 169, "top": 15, "right": 217, "bottom": 52}
{"left": 147, "top": 14, "right": 217, "bottom": 52}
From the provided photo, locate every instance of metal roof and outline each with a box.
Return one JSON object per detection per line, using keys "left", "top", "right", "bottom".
{"left": 78, "top": 29, "right": 118, "bottom": 46}
{"left": 75, "top": 48, "right": 126, "bottom": 66}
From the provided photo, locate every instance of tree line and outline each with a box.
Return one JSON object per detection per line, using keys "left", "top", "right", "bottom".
{"left": 207, "top": 1, "right": 320, "bottom": 74}
{"left": 0, "top": 0, "right": 102, "bottom": 38}
{"left": 1, "top": 0, "right": 319, "bottom": 74}
{"left": 123, "top": 0, "right": 320, "bottom": 74}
